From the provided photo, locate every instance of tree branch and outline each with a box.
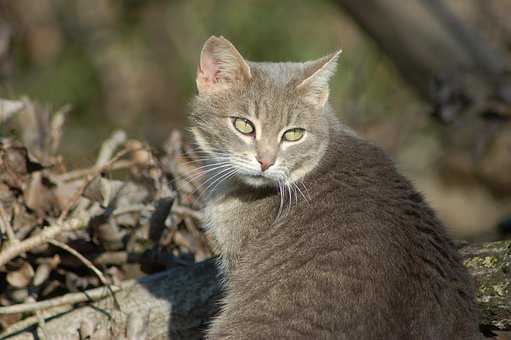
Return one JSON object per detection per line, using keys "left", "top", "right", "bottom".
{"left": 0, "top": 214, "right": 90, "bottom": 267}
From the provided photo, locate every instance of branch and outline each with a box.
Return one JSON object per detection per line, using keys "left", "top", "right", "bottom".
{"left": 0, "top": 213, "right": 90, "bottom": 267}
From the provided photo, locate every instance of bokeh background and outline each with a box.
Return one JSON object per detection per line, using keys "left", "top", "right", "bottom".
{"left": 1, "top": 0, "right": 511, "bottom": 241}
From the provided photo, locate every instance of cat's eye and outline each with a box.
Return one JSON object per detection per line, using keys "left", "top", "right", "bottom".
{"left": 233, "top": 117, "right": 255, "bottom": 135}
{"left": 283, "top": 128, "right": 305, "bottom": 142}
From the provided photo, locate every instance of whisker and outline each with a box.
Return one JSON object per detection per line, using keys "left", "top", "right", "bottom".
{"left": 283, "top": 183, "right": 292, "bottom": 220}
{"left": 178, "top": 163, "right": 232, "bottom": 184}
{"left": 207, "top": 169, "right": 239, "bottom": 197}
{"left": 194, "top": 166, "right": 235, "bottom": 195}
{"left": 293, "top": 181, "right": 309, "bottom": 205}
{"left": 180, "top": 161, "right": 232, "bottom": 174}
{"left": 276, "top": 180, "right": 284, "bottom": 223}
{"left": 198, "top": 168, "right": 238, "bottom": 199}
{"left": 299, "top": 180, "right": 312, "bottom": 201}
{"left": 170, "top": 162, "right": 232, "bottom": 185}
{"left": 178, "top": 157, "right": 229, "bottom": 165}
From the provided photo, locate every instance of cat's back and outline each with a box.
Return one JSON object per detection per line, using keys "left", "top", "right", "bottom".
{"left": 215, "top": 134, "right": 482, "bottom": 340}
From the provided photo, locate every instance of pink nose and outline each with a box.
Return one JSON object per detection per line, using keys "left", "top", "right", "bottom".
{"left": 257, "top": 158, "right": 274, "bottom": 172}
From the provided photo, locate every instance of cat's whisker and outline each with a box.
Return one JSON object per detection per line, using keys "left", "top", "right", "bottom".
{"left": 181, "top": 160, "right": 232, "bottom": 174}
{"left": 275, "top": 180, "right": 285, "bottom": 224}
{"left": 198, "top": 167, "right": 238, "bottom": 199}
{"left": 188, "top": 152, "right": 232, "bottom": 158}
{"left": 178, "top": 164, "right": 232, "bottom": 185}
{"left": 280, "top": 182, "right": 292, "bottom": 220}
{"left": 299, "top": 180, "right": 312, "bottom": 202}
{"left": 193, "top": 168, "right": 234, "bottom": 192}
{"left": 293, "top": 181, "right": 309, "bottom": 205}
{"left": 181, "top": 156, "right": 230, "bottom": 165}
{"left": 188, "top": 146, "right": 233, "bottom": 155}
{"left": 207, "top": 169, "right": 239, "bottom": 197}
{"left": 194, "top": 166, "right": 236, "bottom": 196}
{"left": 179, "top": 157, "right": 229, "bottom": 165}
{"left": 291, "top": 182, "right": 298, "bottom": 207}
{"left": 170, "top": 162, "right": 232, "bottom": 185}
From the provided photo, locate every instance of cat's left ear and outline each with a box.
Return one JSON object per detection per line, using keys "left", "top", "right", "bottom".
{"left": 196, "top": 36, "right": 252, "bottom": 94}
{"left": 296, "top": 50, "right": 342, "bottom": 108}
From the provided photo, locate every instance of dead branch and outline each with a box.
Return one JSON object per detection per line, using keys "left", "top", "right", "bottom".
{"left": 0, "top": 213, "right": 90, "bottom": 267}
{"left": 0, "top": 202, "right": 17, "bottom": 244}
{"left": 48, "top": 240, "right": 109, "bottom": 286}
{"left": 0, "top": 278, "right": 131, "bottom": 316}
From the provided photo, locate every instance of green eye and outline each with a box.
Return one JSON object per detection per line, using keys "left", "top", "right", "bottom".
{"left": 283, "top": 128, "right": 305, "bottom": 142}
{"left": 233, "top": 117, "right": 255, "bottom": 135}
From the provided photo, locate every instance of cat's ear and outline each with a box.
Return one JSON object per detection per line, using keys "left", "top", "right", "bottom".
{"left": 196, "top": 36, "right": 252, "bottom": 94}
{"left": 296, "top": 50, "right": 342, "bottom": 107}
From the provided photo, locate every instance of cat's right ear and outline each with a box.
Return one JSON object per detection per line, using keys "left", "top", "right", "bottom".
{"left": 297, "top": 50, "right": 342, "bottom": 108}
{"left": 196, "top": 36, "right": 252, "bottom": 95}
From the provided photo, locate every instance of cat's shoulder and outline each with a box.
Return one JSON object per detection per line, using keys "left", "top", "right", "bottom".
{"left": 326, "top": 130, "right": 395, "bottom": 169}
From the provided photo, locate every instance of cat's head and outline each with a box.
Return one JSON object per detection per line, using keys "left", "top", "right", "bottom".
{"left": 190, "top": 36, "right": 341, "bottom": 188}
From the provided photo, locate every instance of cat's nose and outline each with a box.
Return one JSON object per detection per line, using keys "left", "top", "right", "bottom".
{"left": 257, "top": 158, "right": 274, "bottom": 172}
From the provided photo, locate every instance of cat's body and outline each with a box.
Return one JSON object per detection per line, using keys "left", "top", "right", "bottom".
{"left": 190, "top": 36, "right": 483, "bottom": 339}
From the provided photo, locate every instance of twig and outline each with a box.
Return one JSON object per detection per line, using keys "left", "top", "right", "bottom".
{"left": 0, "top": 202, "right": 17, "bottom": 244}
{"left": 0, "top": 305, "right": 73, "bottom": 338}
{"left": 0, "top": 213, "right": 90, "bottom": 267}
{"left": 112, "top": 204, "right": 154, "bottom": 217}
{"left": 57, "top": 175, "right": 94, "bottom": 224}
{"left": 171, "top": 204, "right": 203, "bottom": 221}
{"left": 57, "top": 147, "right": 132, "bottom": 224}
{"left": 0, "top": 278, "right": 137, "bottom": 315}
{"left": 95, "top": 130, "right": 127, "bottom": 167}
{"left": 35, "top": 308, "right": 48, "bottom": 340}
{"left": 93, "top": 251, "right": 142, "bottom": 266}
{"left": 55, "top": 159, "right": 135, "bottom": 182}
{"left": 49, "top": 240, "right": 109, "bottom": 286}
{"left": 49, "top": 104, "right": 70, "bottom": 154}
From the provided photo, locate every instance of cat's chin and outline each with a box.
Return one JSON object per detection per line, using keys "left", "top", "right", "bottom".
{"left": 239, "top": 174, "right": 275, "bottom": 187}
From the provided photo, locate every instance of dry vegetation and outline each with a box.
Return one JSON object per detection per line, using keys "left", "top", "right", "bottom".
{"left": 0, "top": 98, "right": 216, "bottom": 337}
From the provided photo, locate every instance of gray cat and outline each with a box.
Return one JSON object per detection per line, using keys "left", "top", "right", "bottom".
{"left": 189, "top": 36, "right": 483, "bottom": 340}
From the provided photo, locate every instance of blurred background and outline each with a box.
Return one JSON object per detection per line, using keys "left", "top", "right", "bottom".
{"left": 0, "top": 0, "right": 510, "bottom": 241}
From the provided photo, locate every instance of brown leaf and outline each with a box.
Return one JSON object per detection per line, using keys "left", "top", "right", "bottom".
{"left": 82, "top": 175, "right": 106, "bottom": 205}
{"left": 24, "top": 172, "right": 60, "bottom": 218}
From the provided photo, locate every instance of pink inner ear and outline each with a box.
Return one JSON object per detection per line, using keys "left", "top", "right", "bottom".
{"left": 200, "top": 54, "right": 220, "bottom": 84}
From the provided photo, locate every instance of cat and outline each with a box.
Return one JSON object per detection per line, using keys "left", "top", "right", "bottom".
{"left": 189, "top": 36, "right": 484, "bottom": 340}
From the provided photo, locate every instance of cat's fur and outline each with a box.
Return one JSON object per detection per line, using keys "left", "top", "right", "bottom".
{"left": 189, "top": 36, "right": 483, "bottom": 339}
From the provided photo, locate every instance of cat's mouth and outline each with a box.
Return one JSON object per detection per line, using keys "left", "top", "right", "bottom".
{"left": 246, "top": 173, "right": 264, "bottom": 178}
{"left": 240, "top": 172, "right": 276, "bottom": 187}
